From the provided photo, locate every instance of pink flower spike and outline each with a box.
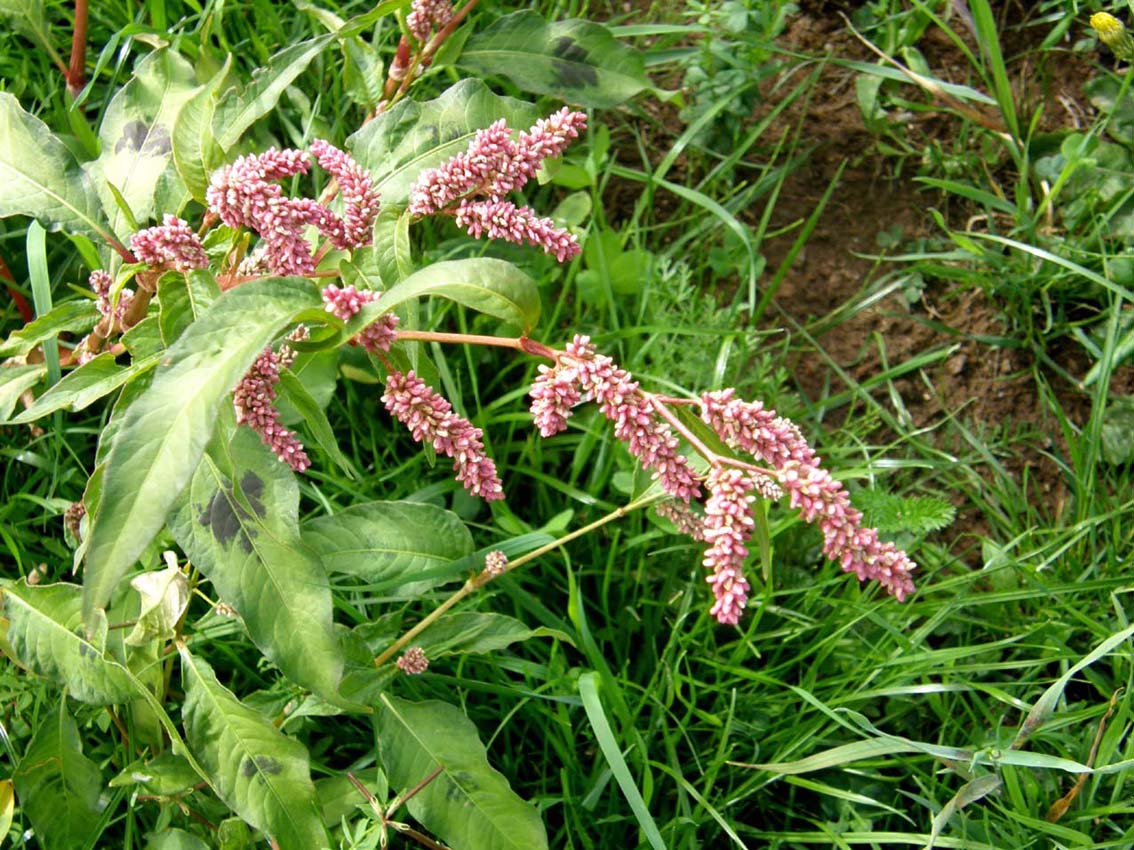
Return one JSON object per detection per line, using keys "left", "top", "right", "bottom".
{"left": 234, "top": 346, "right": 310, "bottom": 473}
{"left": 408, "top": 120, "right": 516, "bottom": 217}
{"left": 406, "top": 0, "right": 453, "bottom": 43}
{"left": 529, "top": 361, "right": 582, "bottom": 437}
{"left": 381, "top": 370, "right": 504, "bottom": 501}
{"left": 396, "top": 646, "right": 429, "bottom": 675}
{"left": 131, "top": 215, "right": 208, "bottom": 271}
{"left": 321, "top": 283, "right": 399, "bottom": 353}
{"left": 454, "top": 199, "right": 580, "bottom": 262}
{"left": 491, "top": 108, "right": 587, "bottom": 196}
{"left": 701, "top": 466, "right": 755, "bottom": 625}
{"left": 309, "top": 139, "right": 380, "bottom": 248}
{"left": 699, "top": 389, "right": 916, "bottom": 601}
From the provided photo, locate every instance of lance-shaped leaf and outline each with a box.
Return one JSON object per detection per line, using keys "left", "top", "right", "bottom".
{"left": 83, "top": 277, "right": 321, "bottom": 623}
{"left": 0, "top": 94, "right": 112, "bottom": 242}
{"left": 158, "top": 270, "right": 221, "bottom": 346}
{"left": 10, "top": 352, "right": 160, "bottom": 424}
{"left": 0, "top": 364, "right": 46, "bottom": 422}
{"left": 179, "top": 648, "right": 329, "bottom": 850}
{"left": 0, "top": 580, "right": 135, "bottom": 704}
{"left": 345, "top": 258, "right": 539, "bottom": 335}
{"left": 13, "top": 702, "right": 104, "bottom": 850}
{"left": 377, "top": 696, "right": 548, "bottom": 850}
{"left": 170, "top": 428, "right": 344, "bottom": 702}
{"left": 86, "top": 50, "right": 199, "bottom": 238}
{"left": 213, "top": 35, "right": 334, "bottom": 152}
{"left": 458, "top": 12, "right": 650, "bottom": 109}
{"left": 302, "top": 500, "right": 473, "bottom": 597}
{"left": 172, "top": 57, "right": 232, "bottom": 201}
{"left": 0, "top": 299, "right": 99, "bottom": 357}
{"left": 347, "top": 79, "right": 538, "bottom": 207}
{"left": 410, "top": 611, "right": 571, "bottom": 658}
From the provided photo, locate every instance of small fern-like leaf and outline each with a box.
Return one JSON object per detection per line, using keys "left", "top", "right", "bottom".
{"left": 852, "top": 491, "right": 956, "bottom": 536}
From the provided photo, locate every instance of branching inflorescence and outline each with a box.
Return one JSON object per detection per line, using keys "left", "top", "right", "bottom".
{"left": 114, "top": 110, "right": 917, "bottom": 626}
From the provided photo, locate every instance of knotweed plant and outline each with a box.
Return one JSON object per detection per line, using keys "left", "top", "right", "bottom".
{"left": 0, "top": 3, "right": 923, "bottom": 850}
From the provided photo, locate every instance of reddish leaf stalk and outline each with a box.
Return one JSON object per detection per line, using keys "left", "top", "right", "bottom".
{"left": 67, "top": 0, "right": 89, "bottom": 98}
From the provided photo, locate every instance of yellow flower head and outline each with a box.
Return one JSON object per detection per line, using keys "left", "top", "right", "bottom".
{"left": 1092, "top": 12, "right": 1134, "bottom": 60}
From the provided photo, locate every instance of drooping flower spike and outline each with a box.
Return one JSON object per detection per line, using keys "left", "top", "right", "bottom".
{"left": 233, "top": 329, "right": 311, "bottom": 473}
{"left": 130, "top": 215, "right": 208, "bottom": 271}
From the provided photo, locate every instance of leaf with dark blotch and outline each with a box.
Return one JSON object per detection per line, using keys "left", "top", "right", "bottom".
{"left": 179, "top": 648, "right": 329, "bottom": 850}
{"left": 0, "top": 93, "right": 111, "bottom": 241}
{"left": 302, "top": 500, "right": 473, "bottom": 597}
{"left": 83, "top": 277, "right": 321, "bottom": 624}
{"left": 85, "top": 50, "right": 200, "bottom": 238}
{"left": 458, "top": 12, "right": 650, "bottom": 109}
{"left": 170, "top": 428, "right": 345, "bottom": 703}
{"left": 13, "top": 702, "right": 105, "bottom": 850}
{"left": 347, "top": 79, "right": 538, "bottom": 207}
{"left": 344, "top": 258, "right": 539, "bottom": 335}
{"left": 0, "top": 580, "right": 135, "bottom": 704}
{"left": 377, "top": 696, "right": 548, "bottom": 850}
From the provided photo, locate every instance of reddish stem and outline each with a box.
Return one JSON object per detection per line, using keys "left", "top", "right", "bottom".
{"left": 0, "top": 255, "right": 33, "bottom": 324}
{"left": 67, "top": 0, "right": 89, "bottom": 98}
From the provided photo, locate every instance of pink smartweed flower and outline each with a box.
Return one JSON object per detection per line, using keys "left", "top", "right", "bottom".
{"left": 87, "top": 269, "right": 133, "bottom": 326}
{"left": 406, "top": 0, "right": 454, "bottom": 43}
{"left": 483, "top": 549, "right": 509, "bottom": 577}
{"left": 130, "top": 215, "right": 208, "bottom": 271}
{"left": 529, "top": 336, "right": 700, "bottom": 500}
{"left": 310, "top": 139, "right": 380, "bottom": 248}
{"left": 700, "top": 389, "right": 916, "bottom": 601}
{"left": 321, "top": 283, "right": 399, "bottom": 353}
{"left": 455, "top": 200, "right": 580, "bottom": 261}
{"left": 382, "top": 370, "right": 504, "bottom": 501}
{"left": 654, "top": 500, "right": 707, "bottom": 542}
{"left": 206, "top": 143, "right": 378, "bottom": 276}
{"left": 395, "top": 646, "right": 430, "bottom": 675}
{"left": 408, "top": 109, "right": 586, "bottom": 260}
{"left": 701, "top": 466, "right": 756, "bottom": 625}
{"left": 233, "top": 338, "right": 310, "bottom": 473}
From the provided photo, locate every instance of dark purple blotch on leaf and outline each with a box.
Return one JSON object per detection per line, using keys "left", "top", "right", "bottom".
{"left": 550, "top": 37, "right": 597, "bottom": 89}
{"left": 198, "top": 472, "right": 267, "bottom": 553}
{"left": 241, "top": 755, "right": 282, "bottom": 777}
{"left": 115, "top": 120, "right": 172, "bottom": 156}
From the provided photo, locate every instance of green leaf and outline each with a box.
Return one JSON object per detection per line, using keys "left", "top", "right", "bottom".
{"left": 302, "top": 500, "right": 473, "bottom": 596}
{"left": 852, "top": 490, "right": 957, "bottom": 535}
{"left": 413, "top": 611, "right": 571, "bottom": 657}
{"left": 213, "top": 35, "right": 334, "bottom": 152}
{"left": 347, "top": 79, "right": 538, "bottom": 207}
{"left": 158, "top": 270, "right": 221, "bottom": 346}
{"left": 0, "top": 363, "right": 46, "bottom": 422}
{"left": 458, "top": 12, "right": 650, "bottom": 109}
{"left": 276, "top": 371, "right": 354, "bottom": 477}
{"left": 0, "top": 778, "right": 12, "bottom": 843}
{"left": 13, "top": 702, "right": 105, "bottom": 850}
{"left": 0, "top": 93, "right": 112, "bottom": 242}
{"left": 83, "top": 277, "right": 321, "bottom": 622}
{"left": 347, "top": 258, "right": 539, "bottom": 335}
{"left": 111, "top": 752, "right": 202, "bottom": 796}
{"left": 124, "top": 564, "right": 189, "bottom": 646}
{"left": 179, "top": 647, "right": 330, "bottom": 850}
{"left": 0, "top": 580, "right": 135, "bottom": 704}
{"left": 169, "top": 427, "right": 345, "bottom": 702}
{"left": 86, "top": 50, "right": 200, "bottom": 238}
{"left": 145, "top": 828, "right": 211, "bottom": 850}
{"left": 10, "top": 352, "right": 159, "bottom": 424}
{"left": 377, "top": 696, "right": 547, "bottom": 850}
{"left": 0, "top": 298, "right": 99, "bottom": 357}
{"left": 172, "top": 57, "right": 232, "bottom": 201}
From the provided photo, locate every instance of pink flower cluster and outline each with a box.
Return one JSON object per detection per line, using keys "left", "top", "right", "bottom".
{"left": 396, "top": 646, "right": 430, "bottom": 675}
{"left": 529, "top": 335, "right": 700, "bottom": 502}
{"left": 88, "top": 269, "right": 132, "bottom": 326}
{"left": 700, "top": 389, "right": 916, "bottom": 604}
{"left": 233, "top": 335, "right": 310, "bottom": 472}
{"left": 130, "top": 215, "right": 208, "bottom": 271}
{"left": 408, "top": 108, "right": 586, "bottom": 260}
{"left": 206, "top": 141, "right": 378, "bottom": 276}
{"left": 406, "top": 0, "right": 453, "bottom": 43}
{"left": 321, "top": 284, "right": 399, "bottom": 353}
{"left": 382, "top": 371, "right": 504, "bottom": 501}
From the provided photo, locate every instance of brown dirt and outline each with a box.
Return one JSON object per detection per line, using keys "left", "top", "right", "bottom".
{"left": 751, "top": 6, "right": 1132, "bottom": 558}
